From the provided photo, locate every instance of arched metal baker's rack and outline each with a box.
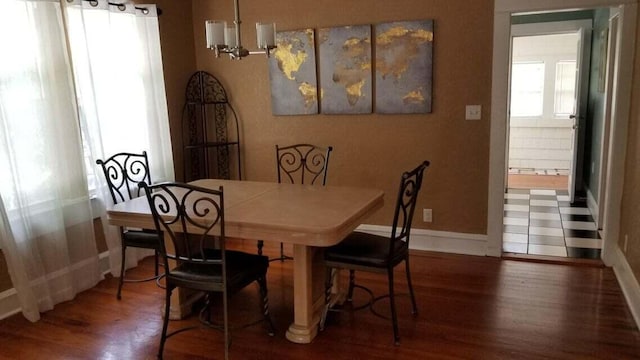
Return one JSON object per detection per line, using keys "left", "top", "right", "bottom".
{"left": 182, "top": 71, "right": 241, "bottom": 181}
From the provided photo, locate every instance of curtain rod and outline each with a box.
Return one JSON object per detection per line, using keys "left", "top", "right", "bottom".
{"left": 77, "top": 0, "right": 163, "bottom": 16}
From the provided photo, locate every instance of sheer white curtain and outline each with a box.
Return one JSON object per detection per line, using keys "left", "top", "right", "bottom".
{"left": 0, "top": 0, "right": 102, "bottom": 322}
{"left": 64, "top": 0, "right": 174, "bottom": 276}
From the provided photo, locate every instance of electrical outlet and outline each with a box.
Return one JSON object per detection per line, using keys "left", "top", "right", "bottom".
{"left": 465, "top": 105, "right": 482, "bottom": 120}
{"left": 624, "top": 234, "right": 629, "bottom": 253}
{"left": 423, "top": 208, "right": 433, "bottom": 222}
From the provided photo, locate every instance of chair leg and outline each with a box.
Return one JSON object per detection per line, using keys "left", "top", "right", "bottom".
{"left": 202, "top": 292, "right": 213, "bottom": 323}
{"left": 320, "top": 267, "right": 333, "bottom": 331}
{"left": 388, "top": 269, "right": 400, "bottom": 345}
{"left": 257, "top": 240, "right": 264, "bottom": 256}
{"left": 154, "top": 250, "right": 159, "bottom": 277}
{"left": 271, "top": 242, "right": 293, "bottom": 261}
{"left": 117, "top": 244, "right": 127, "bottom": 300}
{"left": 347, "top": 270, "right": 356, "bottom": 302}
{"left": 405, "top": 258, "right": 418, "bottom": 316}
{"left": 279, "top": 242, "right": 285, "bottom": 261}
{"left": 223, "top": 288, "right": 230, "bottom": 360}
{"left": 258, "top": 276, "right": 276, "bottom": 336}
{"left": 265, "top": 242, "right": 293, "bottom": 262}
{"left": 158, "top": 285, "right": 172, "bottom": 359}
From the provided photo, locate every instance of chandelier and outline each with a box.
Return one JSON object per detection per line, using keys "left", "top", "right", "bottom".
{"left": 205, "top": 0, "right": 276, "bottom": 59}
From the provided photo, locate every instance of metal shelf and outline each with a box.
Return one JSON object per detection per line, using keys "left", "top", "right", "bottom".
{"left": 182, "top": 71, "right": 241, "bottom": 181}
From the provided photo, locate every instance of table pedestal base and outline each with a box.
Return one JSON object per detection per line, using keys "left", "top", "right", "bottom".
{"left": 286, "top": 323, "right": 318, "bottom": 343}
{"left": 285, "top": 244, "right": 327, "bottom": 343}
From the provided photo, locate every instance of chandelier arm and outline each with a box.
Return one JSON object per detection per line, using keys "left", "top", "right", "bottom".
{"left": 233, "top": 0, "right": 243, "bottom": 50}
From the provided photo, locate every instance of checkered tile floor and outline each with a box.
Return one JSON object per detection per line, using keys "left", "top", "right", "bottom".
{"left": 503, "top": 189, "right": 602, "bottom": 259}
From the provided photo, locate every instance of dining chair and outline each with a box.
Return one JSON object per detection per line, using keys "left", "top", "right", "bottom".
{"left": 257, "top": 143, "right": 333, "bottom": 261}
{"left": 139, "top": 181, "right": 275, "bottom": 360}
{"left": 320, "top": 160, "right": 430, "bottom": 345}
{"left": 96, "top": 151, "right": 161, "bottom": 300}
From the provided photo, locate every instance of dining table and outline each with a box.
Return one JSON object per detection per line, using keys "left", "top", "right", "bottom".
{"left": 107, "top": 179, "right": 384, "bottom": 344}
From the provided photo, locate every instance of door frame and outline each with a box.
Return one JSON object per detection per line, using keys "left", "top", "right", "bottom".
{"left": 487, "top": 0, "right": 638, "bottom": 266}
{"left": 595, "top": 9, "right": 620, "bottom": 229}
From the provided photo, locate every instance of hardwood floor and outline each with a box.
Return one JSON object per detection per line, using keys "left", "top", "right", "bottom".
{"left": 1, "top": 243, "right": 639, "bottom": 359}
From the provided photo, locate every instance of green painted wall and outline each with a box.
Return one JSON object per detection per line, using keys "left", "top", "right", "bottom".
{"left": 512, "top": 10, "right": 593, "bottom": 24}
{"left": 584, "top": 8, "right": 611, "bottom": 201}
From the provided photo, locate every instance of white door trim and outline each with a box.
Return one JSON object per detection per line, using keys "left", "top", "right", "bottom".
{"left": 488, "top": 0, "right": 638, "bottom": 259}
{"left": 600, "top": 4, "right": 636, "bottom": 265}
{"left": 596, "top": 10, "right": 620, "bottom": 229}
{"left": 511, "top": 19, "right": 593, "bottom": 36}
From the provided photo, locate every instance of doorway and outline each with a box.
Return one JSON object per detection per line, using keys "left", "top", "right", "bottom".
{"left": 507, "top": 21, "right": 590, "bottom": 197}
{"left": 503, "top": 18, "right": 598, "bottom": 259}
{"left": 488, "top": 0, "right": 637, "bottom": 265}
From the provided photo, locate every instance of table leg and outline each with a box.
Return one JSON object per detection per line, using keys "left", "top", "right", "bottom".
{"left": 168, "top": 286, "right": 201, "bottom": 320}
{"left": 286, "top": 244, "right": 325, "bottom": 343}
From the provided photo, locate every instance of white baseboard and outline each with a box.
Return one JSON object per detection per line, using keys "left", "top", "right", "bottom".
{"left": 586, "top": 187, "right": 600, "bottom": 227}
{"left": 356, "top": 225, "right": 488, "bottom": 256}
{"left": 0, "top": 288, "right": 20, "bottom": 321}
{"left": 612, "top": 246, "right": 640, "bottom": 329}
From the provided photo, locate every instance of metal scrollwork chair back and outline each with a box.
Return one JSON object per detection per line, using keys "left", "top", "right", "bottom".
{"left": 321, "top": 161, "right": 430, "bottom": 345}
{"left": 96, "top": 151, "right": 161, "bottom": 299}
{"left": 257, "top": 144, "right": 334, "bottom": 261}
{"left": 276, "top": 143, "right": 333, "bottom": 186}
{"left": 139, "top": 181, "right": 275, "bottom": 360}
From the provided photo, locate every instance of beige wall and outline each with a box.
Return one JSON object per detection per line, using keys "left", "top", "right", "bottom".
{"left": 191, "top": 0, "right": 493, "bottom": 233}
{"left": 619, "top": 5, "right": 640, "bottom": 282}
{"left": 188, "top": 0, "right": 640, "bottom": 281}
{"left": 144, "top": 0, "right": 198, "bottom": 182}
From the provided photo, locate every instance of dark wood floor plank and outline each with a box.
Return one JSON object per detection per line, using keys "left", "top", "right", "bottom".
{"left": 1, "top": 245, "right": 638, "bottom": 359}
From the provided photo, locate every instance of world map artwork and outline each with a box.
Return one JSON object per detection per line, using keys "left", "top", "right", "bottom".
{"left": 318, "top": 25, "right": 372, "bottom": 114}
{"left": 268, "top": 29, "right": 318, "bottom": 115}
{"left": 375, "top": 20, "right": 434, "bottom": 114}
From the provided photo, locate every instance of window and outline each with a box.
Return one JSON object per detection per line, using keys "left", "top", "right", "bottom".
{"left": 554, "top": 60, "right": 577, "bottom": 117}
{"left": 0, "top": 2, "right": 66, "bottom": 211}
{"left": 64, "top": 3, "right": 174, "bottom": 197}
{"left": 1, "top": 2, "right": 172, "bottom": 210}
{"left": 510, "top": 61, "right": 545, "bottom": 117}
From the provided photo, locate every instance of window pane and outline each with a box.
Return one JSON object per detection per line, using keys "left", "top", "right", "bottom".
{"left": 510, "top": 62, "right": 544, "bottom": 117}
{"left": 554, "top": 61, "right": 577, "bottom": 117}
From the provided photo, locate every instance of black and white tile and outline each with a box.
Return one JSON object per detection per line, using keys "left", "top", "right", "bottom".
{"left": 503, "top": 189, "right": 602, "bottom": 259}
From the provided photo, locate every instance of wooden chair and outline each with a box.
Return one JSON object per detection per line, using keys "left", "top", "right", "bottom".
{"left": 257, "top": 143, "right": 333, "bottom": 261}
{"left": 96, "top": 151, "right": 160, "bottom": 300}
{"left": 139, "top": 181, "right": 275, "bottom": 360}
{"left": 321, "top": 161, "right": 430, "bottom": 345}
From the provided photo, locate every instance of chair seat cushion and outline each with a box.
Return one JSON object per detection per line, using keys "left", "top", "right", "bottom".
{"left": 168, "top": 250, "right": 269, "bottom": 292}
{"left": 122, "top": 229, "right": 160, "bottom": 249}
{"left": 324, "top": 231, "right": 408, "bottom": 269}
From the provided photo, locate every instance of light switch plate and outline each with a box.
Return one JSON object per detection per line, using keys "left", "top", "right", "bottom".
{"left": 465, "top": 105, "right": 482, "bottom": 120}
{"left": 423, "top": 208, "right": 432, "bottom": 223}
